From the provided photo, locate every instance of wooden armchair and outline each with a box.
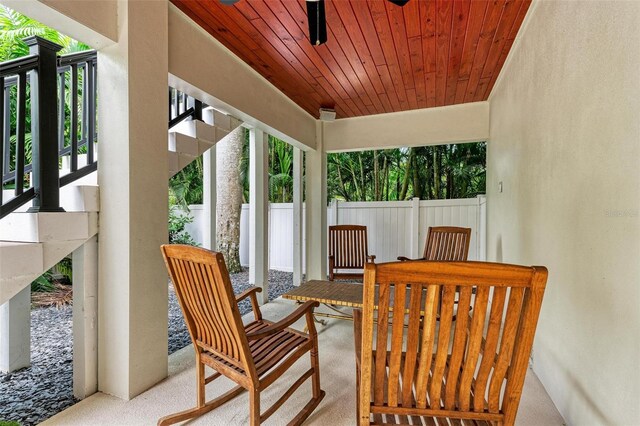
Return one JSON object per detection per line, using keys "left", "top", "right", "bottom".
{"left": 160, "top": 245, "right": 325, "bottom": 426}
{"left": 354, "top": 260, "right": 548, "bottom": 426}
{"left": 398, "top": 226, "right": 472, "bottom": 261}
{"left": 328, "top": 225, "right": 375, "bottom": 281}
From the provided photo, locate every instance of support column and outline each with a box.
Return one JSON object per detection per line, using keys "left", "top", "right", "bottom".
{"left": 97, "top": 0, "right": 168, "bottom": 399}
{"left": 292, "top": 147, "right": 303, "bottom": 286}
{"left": 249, "top": 128, "right": 268, "bottom": 304}
{"left": 203, "top": 147, "right": 216, "bottom": 251}
{"left": 305, "top": 122, "right": 327, "bottom": 281}
{"left": 73, "top": 236, "right": 98, "bottom": 399}
{"left": 0, "top": 286, "right": 30, "bottom": 373}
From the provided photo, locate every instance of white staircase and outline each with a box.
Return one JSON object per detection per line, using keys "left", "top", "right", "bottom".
{"left": 0, "top": 105, "right": 240, "bottom": 306}
{"left": 0, "top": 105, "right": 240, "bottom": 373}
{"left": 168, "top": 106, "right": 238, "bottom": 177}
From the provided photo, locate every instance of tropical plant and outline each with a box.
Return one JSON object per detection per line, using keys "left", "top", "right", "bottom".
{"left": 168, "top": 208, "right": 198, "bottom": 246}
{"left": 169, "top": 157, "right": 203, "bottom": 208}
{"left": 0, "top": 5, "right": 91, "bottom": 190}
{"left": 327, "top": 142, "right": 486, "bottom": 202}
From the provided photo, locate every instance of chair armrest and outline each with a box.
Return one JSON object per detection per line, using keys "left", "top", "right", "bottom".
{"left": 397, "top": 256, "right": 425, "bottom": 262}
{"left": 246, "top": 301, "right": 319, "bottom": 341}
{"left": 366, "top": 255, "right": 376, "bottom": 263}
{"left": 236, "top": 286, "right": 263, "bottom": 321}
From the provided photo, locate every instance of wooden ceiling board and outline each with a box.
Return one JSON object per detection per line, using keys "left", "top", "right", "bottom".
{"left": 171, "top": 0, "right": 531, "bottom": 119}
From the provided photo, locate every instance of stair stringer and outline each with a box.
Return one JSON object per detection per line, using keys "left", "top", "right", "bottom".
{"left": 0, "top": 211, "right": 99, "bottom": 306}
{"left": 168, "top": 112, "right": 243, "bottom": 177}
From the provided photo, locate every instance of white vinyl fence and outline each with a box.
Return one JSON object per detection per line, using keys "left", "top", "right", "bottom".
{"left": 185, "top": 196, "right": 486, "bottom": 272}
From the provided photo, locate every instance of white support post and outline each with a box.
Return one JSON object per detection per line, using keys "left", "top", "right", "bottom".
{"left": 249, "top": 128, "right": 269, "bottom": 304}
{"left": 292, "top": 147, "right": 303, "bottom": 286}
{"left": 203, "top": 147, "right": 216, "bottom": 251}
{"left": 305, "top": 122, "right": 327, "bottom": 281}
{"left": 97, "top": 0, "right": 168, "bottom": 399}
{"left": 0, "top": 286, "right": 30, "bottom": 373}
{"left": 410, "top": 197, "right": 421, "bottom": 258}
{"left": 73, "top": 236, "right": 98, "bottom": 400}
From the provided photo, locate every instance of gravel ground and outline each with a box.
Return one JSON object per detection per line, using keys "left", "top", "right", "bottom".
{"left": 0, "top": 269, "right": 294, "bottom": 426}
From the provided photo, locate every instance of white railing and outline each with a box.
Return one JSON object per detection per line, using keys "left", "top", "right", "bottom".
{"left": 185, "top": 196, "right": 486, "bottom": 272}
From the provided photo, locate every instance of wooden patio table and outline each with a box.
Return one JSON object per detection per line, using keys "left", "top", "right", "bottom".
{"left": 282, "top": 280, "right": 433, "bottom": 324}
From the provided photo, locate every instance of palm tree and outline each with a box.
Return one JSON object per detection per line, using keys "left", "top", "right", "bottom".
{"left": 0, "top": 5, "right": 89, "bottom": 61}
{"left": 216, "top": 127, "right": 245, "bottom": 272}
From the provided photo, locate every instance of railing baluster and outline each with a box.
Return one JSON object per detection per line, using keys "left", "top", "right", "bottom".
{"left": 87, "top": 60, "right": 95, "bottom": 164}
{"left": 70, "top": 63, "right": 78, "bottom": 172}
{"left": 15, "top": 72, "right": 26, "bottom": 196}
{"left": 58, "top": 71, "right": 65, "bottom": 155}
{"left": 0, "top": 77, "right": 3, "bottom": 207}
{"left": 2, "top": 85, "right": 9, "bottom": 179}
{"left": 81, "top": 63, "right": 87, "bottom": 150}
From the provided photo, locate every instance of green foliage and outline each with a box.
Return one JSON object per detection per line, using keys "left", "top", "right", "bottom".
{"left": 57, "top": 257, "right": 73, "bottom": 281}
{"left": 31, "top": 271, "right": 55, "bottom": 293}
{"left": 0, "top": 5, "right": 91, "bottom": 190}
{"left": 327, "top": 142, "right": 486, "bottom": 201}
{"left": 0, "top": 420, "right": 22, "bottom": 426}
{"left": 169, "top": 157, "right": 203, "bottom": 208}
{"left": 0, "top": 5, "right": 90, "bottom": 61}
{"left": 169, "top": 208, "right": 198, "bottom": 246}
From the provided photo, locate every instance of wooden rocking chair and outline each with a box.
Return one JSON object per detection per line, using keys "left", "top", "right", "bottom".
{"left": 160, "top": 245, "right": 325, "bottom": 426}
{"left": 354, "top": 260, "right": 548, "bottom": 426}
{"left": 398, "top": 226, "right": 472, "bottom": 262}
{"left": 328, "top": 225, "right": 375, "bottom": 281}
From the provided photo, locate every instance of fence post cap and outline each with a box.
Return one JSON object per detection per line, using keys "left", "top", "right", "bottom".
{"left": 22, "top": 36, "right": 63, "bottom": 52}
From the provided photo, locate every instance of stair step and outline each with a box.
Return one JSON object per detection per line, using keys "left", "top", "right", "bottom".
{"left": 168, "top": 132, "right": 199, "bottom": 156}
{"left": 203, "top": 108, "right": 232, "bottom": 131}
{"left": 0, "top": 212, "right": 97, "bottom": 243}
{"left": 172, "top": 119, "right": 215, "bottom": 144}
{"left": 60, "top": 185, "right": 99, "bottom": 212}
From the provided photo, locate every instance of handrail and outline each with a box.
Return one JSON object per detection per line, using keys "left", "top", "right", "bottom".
{"left": 0, "top": 37, "right": 98, "bottom": 219}
{"left": 169, "top": 107, "right": 195, "bottom": 129}
{"left": 168, "top": 87, "right": 203, "bottom": 129}
{"left": 58, "top": 49, "right": 97, "bottom": 66}
{"left": 0, "top": 54, "right": 38, "bottom": 77}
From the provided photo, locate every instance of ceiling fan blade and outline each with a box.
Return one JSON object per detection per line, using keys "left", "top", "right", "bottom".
{"left": 219, "top": 0, "right": 240, "bottom": 5}
{"left": 306, "top": 0, "right": 327, "bottom": 46}
{"left": 387, "top": 0, "right": 410, "bottom": 6}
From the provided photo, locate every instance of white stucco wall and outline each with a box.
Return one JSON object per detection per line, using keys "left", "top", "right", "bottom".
{"left": 323, "top": 101, "right": 489, "bottom": 152}
{"left": 487, "top": 1, "right": 640, "bottom": 424}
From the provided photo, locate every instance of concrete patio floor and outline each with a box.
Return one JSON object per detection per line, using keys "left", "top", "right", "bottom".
{"left": 44, "top": 299, "right": 565, "bottom": 425}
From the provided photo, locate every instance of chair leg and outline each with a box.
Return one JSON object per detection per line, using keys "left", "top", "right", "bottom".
{"left": 250, "top": 388, "right": 261, "bottom": 426}
{"left": 157, "top": 354, "right": 246, "bottom": 426}
{"left": 157, "top": 384, "right": 245, "bottom": 426}
{"left": 310, "top": 338, "right": 321, "bottom": 399}
{"left": 197, "top": 359, "right": 205, "bottom": 407}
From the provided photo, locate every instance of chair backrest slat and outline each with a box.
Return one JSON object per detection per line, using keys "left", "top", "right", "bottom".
{"left": 359, "top": 261, "right": 547, "bottom": 425}
{"left": 424, "top": 226, "right": 472, "bottom": 261}
{"left": 162, "top": 245, "right": 255, "bottom": 376}
{"left": 329, "top": 225, "right": 369, "bottom": 269}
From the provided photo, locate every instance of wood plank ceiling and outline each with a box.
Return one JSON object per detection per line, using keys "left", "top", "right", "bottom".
{"left": 171, "top": 0, "right": 531, "bottom": 119}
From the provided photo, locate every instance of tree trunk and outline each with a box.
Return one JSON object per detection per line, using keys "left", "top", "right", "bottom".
{"left": 216, "top": 126, "right": 244, "bottom": 273}
{"left": 358, "top": 152, "right": 366, "bottom": 201}
{"left": 399, "top": 148, "right": 415, "bottom": 200}
{"left": 374, "top": 150, "right": 380, "bottom": 201}
{"left": 433, "top": 148, "right": 441, "bottom": 199}
{"left": 412, "top": 154, "right": 422, "bottom": 199}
